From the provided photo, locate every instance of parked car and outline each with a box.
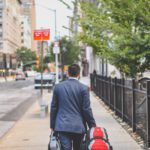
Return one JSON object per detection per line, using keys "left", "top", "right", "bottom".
{"left": 25, "top": 70, "right": 37, "bottom": 77}
{"left": 15, "top": 72, "right": 26, "bottom": 81}
{"left": 34, "top": 73, "right": 56, "bottom": 89}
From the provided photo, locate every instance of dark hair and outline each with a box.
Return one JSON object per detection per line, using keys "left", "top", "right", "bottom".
{"left": 68, "top": 64, "right": 80, "bottom": 77}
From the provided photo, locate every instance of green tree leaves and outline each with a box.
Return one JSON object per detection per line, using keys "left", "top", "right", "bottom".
{"left": 50, "top": 36, "right": 80, "bottom": 65}
{"left": 16, "top": 47, "right": 36, "bottom": 65}
{"left": 79, "top": 0, "right": 150, "bottom": 77}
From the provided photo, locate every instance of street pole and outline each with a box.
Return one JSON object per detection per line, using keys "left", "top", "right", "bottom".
{"left": 53, "top": 42, "right": 60, "bottom": 84}
{"left": 40, "top": 41, "right": 44, "bottom": 96}
{"left": 53, "top": 10, "right": 59, "bottom": 84}
{"left": 55, "top": 52, "right": 59, "bottom": 84}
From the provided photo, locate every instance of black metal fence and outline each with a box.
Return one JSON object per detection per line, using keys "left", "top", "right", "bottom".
{"left": 90, "top": 74, "right": 150, "bottom": 148}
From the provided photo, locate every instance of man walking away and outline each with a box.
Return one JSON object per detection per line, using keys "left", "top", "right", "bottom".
{"left": 50, "top": 64, "right": 96, "bottom": 150}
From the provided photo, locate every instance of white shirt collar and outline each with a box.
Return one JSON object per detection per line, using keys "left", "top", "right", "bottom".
{"left": 68, "top": 77, "right": 79, "bottom": 80}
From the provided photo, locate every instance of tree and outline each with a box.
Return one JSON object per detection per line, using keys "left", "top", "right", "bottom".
{"left": 79, "top": 0, "right": 150, "bottom": 77}
{"left": 50, "top": 36, "right": 80, "bottom": 64}
{"left": 16, "top": 47, "right": 36, "bottom": 66}
{"left": 50, "top": 36, "right": 80, "bottom": 73}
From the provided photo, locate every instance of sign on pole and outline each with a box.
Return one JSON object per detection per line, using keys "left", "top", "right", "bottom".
{"left": 33, "top": 29, "right": 50, "bottom": 97}
{"left": 34, "top": 29, "right": 50, "bottom": 41}
{"left": 53, "top": 41, "right": 60, "bottom": 54}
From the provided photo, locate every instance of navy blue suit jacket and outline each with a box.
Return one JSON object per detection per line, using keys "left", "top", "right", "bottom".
{"left": 50, "top": 78, "right": 96, "bottom": 134}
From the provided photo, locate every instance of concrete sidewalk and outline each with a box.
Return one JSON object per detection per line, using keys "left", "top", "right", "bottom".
{"left": 0, "top": 76, "right": 15, "bottom": 83}
{"left": 0, "top": 77, "right": 143, "bottom": 150}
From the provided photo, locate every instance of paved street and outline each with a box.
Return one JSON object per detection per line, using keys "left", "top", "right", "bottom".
{"left": 0, "top": 77, "right": 143, "bottom": 150}
{"left": 0, "top": 78, "right": 40, "bottom": 138}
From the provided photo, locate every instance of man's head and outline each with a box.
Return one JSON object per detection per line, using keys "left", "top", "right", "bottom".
{"left": 68, "top": 64, "right": 80, "bottom": 77}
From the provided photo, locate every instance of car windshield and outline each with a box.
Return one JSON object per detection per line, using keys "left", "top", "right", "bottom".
{"left": 35, "top": 73, "right": 55, "bottom": 79}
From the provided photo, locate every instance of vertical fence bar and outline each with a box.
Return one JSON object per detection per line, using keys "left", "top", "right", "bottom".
{"left": 101, "top": 76, "right": 103, "bottom": 99}
{"left": 97, "top": 75, "right": 99, "bottom": 96}
{"left": 114, "top": 77, "right": 117, "bottom": 114}
{"left": 94, "top": 74, "right": 96, "bottom": 93}
{"left": 106, "top": 77, "right": 109, "bottom": 104}
{"left": 122, "top": 78, "right": 125, "bottom": 121}
{"left": 109, "top": 77, "right": 111, "bottom": 107}
{"left": 101, "top": 76, "right": 104, "bottom": 101}
{"left": 90, "top": 74, "right": 92, "bottom": 90}
{"left": 98, "top": 76, "right": 101, "bottom": 97}
{"left": 99, "top": 76, "right": 101, "bottom": 98}
{"left": 132, "top": 79, "right": 136, "bottom": 132}
{"left": 147, "top": 81, "right": 150, "bottom": 147}
{"left": 96, "top": 75, "right": 98, "bottom": 95}
{"left": 111, "top": 78, "right": 114, "bottom": 111}
{"left": 104, "top": 76, "right": 106, "bottom": 102}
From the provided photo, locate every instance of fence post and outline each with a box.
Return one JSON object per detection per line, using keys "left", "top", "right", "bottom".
{"left": 101, "top": 76, "right": 104, "bottom": 101}
{"left": 109, "top": 77, "right": 111, "bottom": 107}
{"left": 147, "top": 81, "right": 150, "bottom": 147}
{"left": 93, "top": 74, "right": 96, "bottom": 93}
{"left": 122, "top": 78, "right": 125, "bottom": 121}
{"left": 96, "top": 75, "right": 98, "bottom": 95}
{"left": 132, "top": 79, "right": 136, "bottom": 132}
{"left": 114, "top": 77, "right": 117, "bottom": 114}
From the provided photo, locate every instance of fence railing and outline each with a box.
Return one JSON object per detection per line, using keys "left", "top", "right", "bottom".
{"left": 90, "top": 74, "right": 150, "bottom": 148}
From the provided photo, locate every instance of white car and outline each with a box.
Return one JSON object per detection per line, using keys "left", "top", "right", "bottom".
{"left": 15, "top": 72, "right": 26, "bottom": 81}
{"left": 26, "top": 70, "right": 36, "bottom": 77}
{"left": 34, "top": 73, "right": 56, "bottom": 89}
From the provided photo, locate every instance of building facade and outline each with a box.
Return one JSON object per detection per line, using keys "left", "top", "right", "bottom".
{"left": 22, "top": 0, "right": 36, "bottom": 51}
{"left": 21, "top": 16, "right": 31, "bottom": 49}
{"left": 0, "top": 0, "right": 22, "bottom": 74}
{"left": 2, "top": 0, "right": 22, "bottom": 54}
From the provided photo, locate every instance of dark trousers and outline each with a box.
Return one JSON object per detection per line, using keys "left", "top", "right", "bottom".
{"left": 58, "top": 132, "right": 83, "bottom": 150}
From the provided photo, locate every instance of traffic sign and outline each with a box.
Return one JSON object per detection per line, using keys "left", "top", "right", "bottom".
{"left": 54, "top": 41, "right": 59, "bottom": 47}
{"left": 34, "top": 29, "right": 50, "bottom": 41}
{"left": 53, "top": 41, "right": 60, "bottom": 54}
{"left": 53, "top": 47, "right": 60, "bottom": 54}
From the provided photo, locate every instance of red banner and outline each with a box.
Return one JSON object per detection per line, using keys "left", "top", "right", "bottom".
{"left": 34, "top": 29, "right": 50, "bottom": 41}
